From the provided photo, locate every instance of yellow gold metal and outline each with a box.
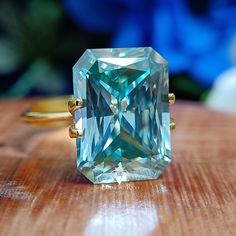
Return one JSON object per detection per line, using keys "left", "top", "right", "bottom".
{"left": 69, "top": 124, "right": 83, "bottom": 138}
{"left": 21, "top": 97, "right": 73, "bottom": 127}
{"left": 170, "top": 118, "right": 176, "bottom": 130}
{"left": 68, "top": 98, "right": 83, "bottom": 114}
{"left": 168, "top": 93, "right": 175, "bottom": 105}
{"left": 22, "top": 111, "right": 72, "bottom": 125}
{"left": 67, "top": 97, "right": 84, "bottom": 138}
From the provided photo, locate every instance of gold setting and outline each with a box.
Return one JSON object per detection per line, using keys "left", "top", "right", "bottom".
{"left": 170, "top": 118, "right": 176, "bottom": 130}
{"left": 68, "top": 98, "right": 83, "bottom": 138}
{"left": 169, "top": 93, "right": 176, "bottom": 130}
{"left": 168, "top": 93, "right": 175, "bottom": 105}
{"left": 68, "top": 98, "right": 83, "bottom": 114}
{"left": 69, "top": 124, "right": 83, "bottom": 138}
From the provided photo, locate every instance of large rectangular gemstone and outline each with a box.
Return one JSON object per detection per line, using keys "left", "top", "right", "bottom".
{"left": 73, "top": 47, "right": 171, "bottom": 184}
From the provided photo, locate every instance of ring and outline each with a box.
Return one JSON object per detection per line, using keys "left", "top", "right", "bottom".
{"left": 22, "top": 47, "right": 176, "bottom": 184}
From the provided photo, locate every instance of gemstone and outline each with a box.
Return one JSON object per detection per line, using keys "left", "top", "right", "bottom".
{"left": 73, "top": 47, "right": 171, "bottom": 184}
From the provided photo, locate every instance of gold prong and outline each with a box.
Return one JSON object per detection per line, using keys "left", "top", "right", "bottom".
{"left": 68, "top": 98, "right": 83, "bottom": 114}
{"left": 170, "top": 118, "right": 176, "bottom": 130}
{"left": 69, "top": 124, "right": 83, "bottom": 138}
{"left": 168, "top": 93, "right": 175, "bottom": 105}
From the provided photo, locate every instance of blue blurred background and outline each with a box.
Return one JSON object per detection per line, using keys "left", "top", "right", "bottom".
{"left": 0, "top": 0, "right": 236, "bottom": 102}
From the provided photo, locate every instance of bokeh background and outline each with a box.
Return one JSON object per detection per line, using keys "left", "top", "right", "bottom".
{"left": 0, "top": 0, "right": 236, "bottom": 111}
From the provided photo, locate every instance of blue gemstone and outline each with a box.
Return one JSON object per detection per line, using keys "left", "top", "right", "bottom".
{"left": 73, "top": 47, "right": 171, "bottom": 184}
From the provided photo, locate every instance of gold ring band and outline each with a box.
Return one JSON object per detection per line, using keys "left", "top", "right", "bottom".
{"left": 21, "top": 97, "right": 73, "bottom": 127}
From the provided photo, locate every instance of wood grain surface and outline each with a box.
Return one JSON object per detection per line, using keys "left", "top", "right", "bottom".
{"left": 0, "top": 99, "right": 236, "bottom": 236}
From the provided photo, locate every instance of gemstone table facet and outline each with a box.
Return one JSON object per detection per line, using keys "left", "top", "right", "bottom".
{"left": 73, "top": 47, "right": 171, "bottom": 184}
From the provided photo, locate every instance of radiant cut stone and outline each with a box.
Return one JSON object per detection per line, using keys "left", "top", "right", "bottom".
{"left": 73, "top": 47, "right": 171, "bottom": 184}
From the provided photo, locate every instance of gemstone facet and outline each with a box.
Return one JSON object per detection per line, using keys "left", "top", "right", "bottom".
{"left": 73, "top": 47, "right": 171, "bottom": 184}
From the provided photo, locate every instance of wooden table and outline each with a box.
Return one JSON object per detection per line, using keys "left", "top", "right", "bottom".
{"left": 0, "top": 99, "right": 236, "bottom": 236}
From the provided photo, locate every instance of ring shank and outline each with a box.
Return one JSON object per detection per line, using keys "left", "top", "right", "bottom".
{"left": 21, "top": 97, "right": 73, "bottom": 127}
